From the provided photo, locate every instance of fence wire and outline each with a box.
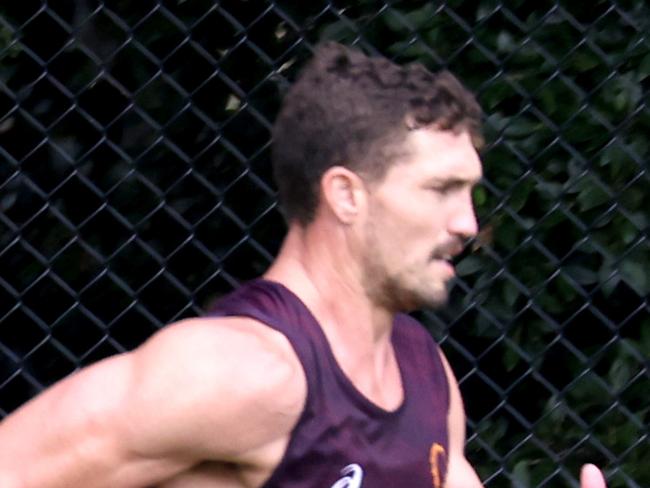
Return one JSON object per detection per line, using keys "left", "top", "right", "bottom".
{"left": 0, "top": 1, "right": 648, "bottom": 487}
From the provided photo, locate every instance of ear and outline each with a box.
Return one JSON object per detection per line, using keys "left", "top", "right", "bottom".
{"left": 320, "top": 166, "right": 366, "bottom": 224}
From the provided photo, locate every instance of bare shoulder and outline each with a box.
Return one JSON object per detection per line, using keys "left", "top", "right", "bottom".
{"left": 437, "top": 348, "right": 485, "bottom": 487}
{"left": 0, "top": 315, "right": 307, "bottom": 487}
{"left": 138, "top": 315, "right": 305, "bottom": 393}
{"left": 437, "top": 348, "right": 465, "bottom": 453}
{"left": 123, "top": 315, "right": 307, "bottom": 462}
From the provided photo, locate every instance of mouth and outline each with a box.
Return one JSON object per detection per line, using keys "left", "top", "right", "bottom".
{"left": 431, "top": 243, "right": 465, "bottom": 263}
{"left": 429, "top": 241, "right": 467, "bottom": 276}
{"left": 430, "top": 256, "right": 456, "bottom": 277}
{"left": 440, "top": 258, "right": 456, "bottom": 269}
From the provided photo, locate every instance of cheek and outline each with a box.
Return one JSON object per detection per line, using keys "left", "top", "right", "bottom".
{"left": 368, "top": 192, "right": 445, "bottom": 247}
{"left": 398, "top": 197, "right": 448, "bottom": 240}
{"left": 377, "top": 216, "right": 437, "bottom": 262}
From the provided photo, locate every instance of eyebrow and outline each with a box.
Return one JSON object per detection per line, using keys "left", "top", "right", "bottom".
{"left": 427, "top": 176, "right": 483, "bottom": 188}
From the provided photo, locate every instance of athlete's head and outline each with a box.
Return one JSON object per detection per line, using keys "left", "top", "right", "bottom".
{"left": 272, "top": 41, "right": 482, "bottom": 226}
{"left": 272, "top": 42, "right": 483, "bottom": 310}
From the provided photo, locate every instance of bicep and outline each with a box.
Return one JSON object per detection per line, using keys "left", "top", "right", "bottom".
{"left": 0, "top": 317, "right": 304, "bottom": 487}
{"left": 118, "top": 318, "right": 306, "bottom": 463}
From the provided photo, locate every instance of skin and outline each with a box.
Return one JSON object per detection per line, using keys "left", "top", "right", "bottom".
{"left": 0, "top": 129, "right": 606, "bottom": 488}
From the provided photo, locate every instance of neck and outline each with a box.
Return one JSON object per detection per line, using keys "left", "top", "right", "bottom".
{"left": 264, "top": 223, "right": 395, "bottom": 348}
{"left": 265, "top": 221, "right": 404, "bottom": 410}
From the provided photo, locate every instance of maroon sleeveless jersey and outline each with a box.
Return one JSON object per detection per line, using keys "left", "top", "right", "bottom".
{"left": 210, "top": 279, "right": 450, "bottom": 488}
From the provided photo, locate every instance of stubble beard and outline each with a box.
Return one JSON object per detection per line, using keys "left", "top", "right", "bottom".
{"left": 360, "top": 238, "right": 451, "bottom": 313}
{"left": 360, "top": 211, "right": 457, "bottom": 313}
{"left": 378, "top": 267, "right": 451, "bottom": 312}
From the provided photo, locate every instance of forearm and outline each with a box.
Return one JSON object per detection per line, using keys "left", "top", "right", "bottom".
{"left": 0, "top": 357, "right": 136, "bottom": 487}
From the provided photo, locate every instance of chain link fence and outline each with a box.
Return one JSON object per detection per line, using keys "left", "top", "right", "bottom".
{"left": 0, "top": 1, "right": 648, "bottom": 487}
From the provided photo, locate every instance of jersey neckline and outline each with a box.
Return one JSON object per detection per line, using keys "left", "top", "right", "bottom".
{"left": 254, "top": 278, "right": 410, "bottom": 418}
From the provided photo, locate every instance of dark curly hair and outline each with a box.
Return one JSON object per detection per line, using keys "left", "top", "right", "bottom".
{"left": 272, "top": 41, "right": 483, "bottom": 225}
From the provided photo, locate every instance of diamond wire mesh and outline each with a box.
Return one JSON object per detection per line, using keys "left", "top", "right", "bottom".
{"left": 0, "top": 1, "right": 648, "bottom": 487}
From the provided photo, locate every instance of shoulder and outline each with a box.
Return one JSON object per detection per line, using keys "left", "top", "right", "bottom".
{"left": 140, "top": 316, "right": 303, "bottom": 374}
{"left": 123, "top": 315, "right": 307, "bottom": 461}
{"left": 139, "top": 315, "right": 306, "bottom": 415}
{"left": 437, "top": 349, "right": 485, "bottom": 487}
{"left": 394, "top": 313, "right": 444, "bottom": 363}
{"left": 437, "top": 349, "right": 464, "bottom": 450}
{"left": 394, "top": 313, "right": 436, "bottom": 342}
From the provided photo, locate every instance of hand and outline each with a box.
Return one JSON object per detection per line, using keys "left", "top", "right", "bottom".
{"left": 580, "top": 464, "right": 606, "bottom": 488}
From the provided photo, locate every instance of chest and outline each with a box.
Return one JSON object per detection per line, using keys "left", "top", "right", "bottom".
{"left": 260, "top": 394, "right": 449, "bottom": 488}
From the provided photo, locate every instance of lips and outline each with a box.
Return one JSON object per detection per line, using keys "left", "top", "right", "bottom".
{"left": 434, "top": 259, "right": 456, "bottom": 277}
{"left": 431, "top": 240, "right": 465, "bottom": 262}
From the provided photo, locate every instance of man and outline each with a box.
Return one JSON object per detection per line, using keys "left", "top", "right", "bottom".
{"left": 0, "top": 42, "right": 606, "bottom": 487}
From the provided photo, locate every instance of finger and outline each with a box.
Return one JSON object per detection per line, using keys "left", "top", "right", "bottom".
{"left": 580, "top": 464, "right": 606, "bottom": 488}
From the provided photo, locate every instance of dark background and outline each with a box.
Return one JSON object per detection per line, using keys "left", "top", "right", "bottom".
{"left": 0, "top": 1, "right": 648, "bottom": 487}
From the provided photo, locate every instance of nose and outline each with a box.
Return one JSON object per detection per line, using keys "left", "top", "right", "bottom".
{"left": 448, "top": 192, "right": 479, "bottom": 239}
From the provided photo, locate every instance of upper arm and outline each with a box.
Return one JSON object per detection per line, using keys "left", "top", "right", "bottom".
{"left": 439, "top": 349, "right": 484, "bottom": 488}
{"left": 439, "top": 351, "right": 466, "bottom": 457}
{"left": 120, "top": 317, "right": 306, "bottom": 463}
{"left": 0, "top": 317, "right": 306, "bottom": 487}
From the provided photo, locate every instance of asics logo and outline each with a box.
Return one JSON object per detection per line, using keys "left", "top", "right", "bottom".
{"left": 330, "top": 463, "right": 364, "bottom": 488}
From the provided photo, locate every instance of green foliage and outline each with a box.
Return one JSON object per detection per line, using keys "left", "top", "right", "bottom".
{"left": 315, "top": 1, "right": 649, "bottom": 486}
{"left": 0, "top": 0, "right": 647, "bottom": 486}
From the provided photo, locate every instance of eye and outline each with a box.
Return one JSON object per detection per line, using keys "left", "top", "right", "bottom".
{"left": 431, "top": 186, "right": 451, "bottom": 195}
{"left": 430, "top": 182, "right": 463, "bottom": 195}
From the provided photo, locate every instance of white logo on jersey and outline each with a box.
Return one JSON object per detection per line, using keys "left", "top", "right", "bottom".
{"left": 330, "top": 463, "right": 364, "bottom": 488}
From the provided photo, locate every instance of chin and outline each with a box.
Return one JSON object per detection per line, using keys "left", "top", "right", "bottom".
{"left": 394, "top": 284, "right": 450, "bottom": 312}
{"left": 413, "top": 281, "right": 451, "bottom": 310}
{"left": 415, "top": 291, "right": 449, "bottom": 310}
{"left": 369, "top": 272, "right": 450, "bottom": 312}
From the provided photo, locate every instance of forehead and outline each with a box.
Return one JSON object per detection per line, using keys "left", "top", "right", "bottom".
{"left": 383, "top": 129, "right": 483, "bottom": 184}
